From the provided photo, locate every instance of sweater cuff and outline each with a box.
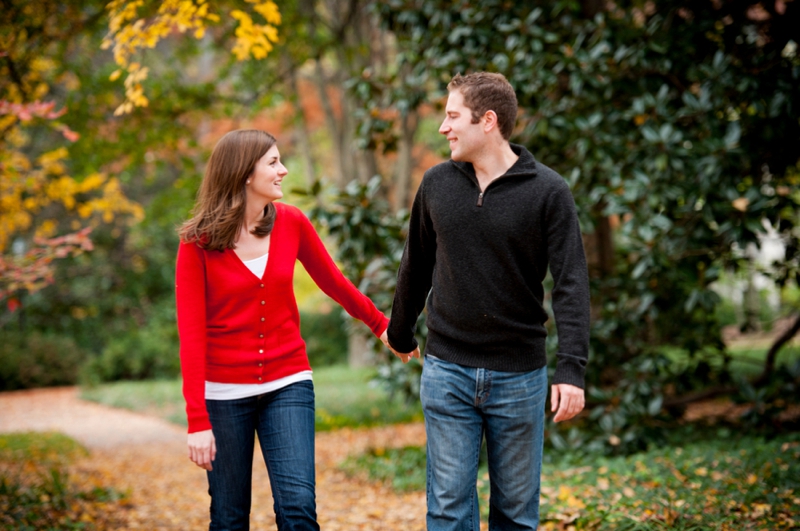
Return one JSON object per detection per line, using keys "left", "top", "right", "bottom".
{"left": 188, "top": 413, "right": 212, "bottom": 434}
{"left": 371, "top": 315, "right": 389, "bottom": 338}
{"left": 552, "top": 354, "right": 586, "bottom": 389}
{"left": 386, "top": 323, "right": 419, "bottom": 354}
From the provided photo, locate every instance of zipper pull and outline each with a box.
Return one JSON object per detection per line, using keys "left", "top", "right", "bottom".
{"left": 477, "top": 191, "right": 484, "bottom": 207}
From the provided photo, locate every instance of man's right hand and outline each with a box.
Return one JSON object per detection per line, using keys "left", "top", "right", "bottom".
{"left": 188, "top": 429, "right": 216, "bottom": 471}
{"left": 380, "top": 330, "right": 420, "bottom": 363}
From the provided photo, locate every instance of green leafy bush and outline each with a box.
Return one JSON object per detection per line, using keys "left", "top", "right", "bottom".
{"left": 714, "top": 297, "right": 739, "bottom": 329}
{"left": 301, "top": 310, "right": 349, "bottom": 367}
{"left": 0, "top": 331, "right": 87, "bottom": 391}
{"left": 304, "top": 177, "right": 424, "bottom": 400}
{"left": 333, "top": 0, "right": 800, "bottom": 454}
{"left": 79, "top": 302, "right": 179, "bottom": 384}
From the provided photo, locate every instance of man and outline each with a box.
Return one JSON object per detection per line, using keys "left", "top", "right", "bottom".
{"left": 383, "top": 72, "right": 590, "bottom": 531}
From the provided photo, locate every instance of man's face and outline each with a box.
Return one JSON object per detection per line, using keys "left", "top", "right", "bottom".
{"left": 439, "top": 89, "right": 483, "bottom": 162}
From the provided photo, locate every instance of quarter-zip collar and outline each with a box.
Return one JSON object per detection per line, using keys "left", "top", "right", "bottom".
{"left": 449, "top": 143, "right": 539, "bottom": 206}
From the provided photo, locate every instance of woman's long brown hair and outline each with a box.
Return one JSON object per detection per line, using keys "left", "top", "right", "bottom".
{"left": 179, "top": 130, "right": 277, "bottom": 251}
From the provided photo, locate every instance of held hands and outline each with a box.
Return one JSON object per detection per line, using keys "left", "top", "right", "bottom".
{"left": 550, "top": 383, "right": 585, "bottom": 423}
{"left": 188, "top": 429, "right": 216, "bottom": 471}
{"left": 380, "top": 330, "right": 420, "bottom": 364}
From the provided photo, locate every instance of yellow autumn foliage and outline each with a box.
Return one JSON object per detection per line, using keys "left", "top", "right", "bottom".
{"left": 0, "top": 135, "right": 144, "bottom": 252}
{"left": 231, "top": 9, "right": 278, "bottom": 60}
{"left": 1, "top": 1, "right": 147, "bottom": 296}
{"left": 103, "top": 0, "right": 280, "bottom": 115}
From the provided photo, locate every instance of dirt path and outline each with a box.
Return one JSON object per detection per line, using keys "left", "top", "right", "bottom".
{"left": 0, "top": 387, "right": 428, "bottom": 530}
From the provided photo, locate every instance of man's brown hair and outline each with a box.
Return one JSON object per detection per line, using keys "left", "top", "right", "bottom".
{"left": 447, "top": 72, "right": 518, "bottom": 140}
{"left": 179, "top": 129, "right": 277, "bottom": 251}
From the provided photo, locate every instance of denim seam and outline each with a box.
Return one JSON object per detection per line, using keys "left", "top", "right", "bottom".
{"left": 266, "top": 451, "right": 286, "bottom": 529}
{"left": 474, "top": 368, "right": 482, "bottom": 407}
{"left": 471, "top": 422, "right": 483, "bottom": 531}
{"left": 426, "top": 438, "right": 433, "bottom": 524}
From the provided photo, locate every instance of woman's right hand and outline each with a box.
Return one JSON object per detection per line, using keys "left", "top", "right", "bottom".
{"left": 187, "top": 429, "right": 216, "bottom": 471}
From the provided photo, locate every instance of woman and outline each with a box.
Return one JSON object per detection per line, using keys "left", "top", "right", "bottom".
{"left": 175, "top": 129, "right": 389, "bottom": 530}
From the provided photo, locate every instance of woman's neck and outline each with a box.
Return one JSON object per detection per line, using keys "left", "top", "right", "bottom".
{"left": 242, "top": 201, "right": 267, "bottom": 233}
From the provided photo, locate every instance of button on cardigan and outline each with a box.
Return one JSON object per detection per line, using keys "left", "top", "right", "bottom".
{"left": 176, "top": 202, "right": 388, "bottom": 433}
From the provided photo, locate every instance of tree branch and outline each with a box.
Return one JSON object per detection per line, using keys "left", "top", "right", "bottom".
{"left": 663, "top": 385, "right": 738, "bottom": 408}
{"left": 4, "top": 55, "right": 28, "bottom": 99}
{"left": 754, "top": 312, "right": 800, "bottom": 385}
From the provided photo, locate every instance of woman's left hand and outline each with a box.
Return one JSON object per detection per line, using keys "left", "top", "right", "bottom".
{"left": 188, "top": 429, "right": 217, "bottom": 471}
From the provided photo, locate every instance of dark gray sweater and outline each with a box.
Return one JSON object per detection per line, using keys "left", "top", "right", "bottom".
{"left": 387, "top": 144, "right": 590, "bottom": 388}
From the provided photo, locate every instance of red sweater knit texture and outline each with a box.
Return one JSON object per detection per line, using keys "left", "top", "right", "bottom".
{"left": 176, "top": 202, "right": 388, "bottom": 433}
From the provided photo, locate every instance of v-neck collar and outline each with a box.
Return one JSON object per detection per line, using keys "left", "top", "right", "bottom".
{"left": 230, "top": 205, "right": 280, "bottom": 281}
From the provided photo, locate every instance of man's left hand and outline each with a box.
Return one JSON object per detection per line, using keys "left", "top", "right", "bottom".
{"left": 379, "top": 330, "right": 420, "bottom": 363}
{"left": 550, "top": 383, "right": 584, "bottom": 422}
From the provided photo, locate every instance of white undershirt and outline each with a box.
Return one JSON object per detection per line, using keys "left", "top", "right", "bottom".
{"left": 205, "top": 251, "right": 312, "bottom": 401}
{"left": 241, "top": 251, "right": 269, "bottom": 278}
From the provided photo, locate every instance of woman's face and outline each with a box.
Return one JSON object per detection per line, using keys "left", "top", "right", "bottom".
{"left": 247, "top": 145, "right": 287, "bottom": 204}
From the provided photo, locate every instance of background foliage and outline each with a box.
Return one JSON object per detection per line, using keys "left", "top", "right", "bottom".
{"left": 1, "top": 0, "right": 799, "bottom": 455}
{"left": 0, "top": 432, "right": 126, "bottom": 530}
{"left": 364, "top": 0, "right": 800, "bottom": 451}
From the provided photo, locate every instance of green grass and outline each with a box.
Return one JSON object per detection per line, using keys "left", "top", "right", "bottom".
{"left": 0, "top": 432, "right": 126, "bottom": 530}
{"left": 80, "top": 378, "right": 187, "bottom": 425}
{"left": 343, "top": 431, "right": 800, "bottom": 530}
{"left": 0, "top": 432, "right": 86, "bottom": 465}
{"left": 342, "top": 445, "right": 427, "bottom": 492}
{"left": 312, "top": 365, "right": 422, "bottom": 430}
{"left": 658, "top": 344, "right": 800, "bottom": 378}
{"left": 80, "top": 365, "right": 422, "bottom": 431}
{"left": 727, "top": 344, "right": 800, "bottom": 377}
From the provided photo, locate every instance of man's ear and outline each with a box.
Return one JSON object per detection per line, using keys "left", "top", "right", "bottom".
{"left": 483, "top": 110, "right": 499, "bottom": 134}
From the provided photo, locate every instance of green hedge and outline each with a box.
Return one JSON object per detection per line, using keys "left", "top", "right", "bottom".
{"left": 0, "top": 331, "right": 87, "bottom": 391}
{"left": 79, "top": 301, "right": 179, "bottom": 385}
{"left": 301, "top": 310, "right": 348, "bottom": 367}
{"left": 80, "top": 322, "right": 179, "bottom": 385}
{"left": 79, "top": 308, "right": 347, "bottom": 384}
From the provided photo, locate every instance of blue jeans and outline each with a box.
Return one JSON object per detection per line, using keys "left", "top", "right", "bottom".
{"left": 421, "top": 354, "right": 547, "bottom": 531}
{"left": 205, "top": 380, "right": 319, "bottom": 531}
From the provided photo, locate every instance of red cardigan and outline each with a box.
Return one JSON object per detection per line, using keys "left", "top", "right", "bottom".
{"left": 176, "top": 202, "right": 388, "bottom": 433}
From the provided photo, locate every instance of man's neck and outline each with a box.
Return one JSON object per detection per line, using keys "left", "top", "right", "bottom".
{"left": 471, "top": 141, "right": 519, "bottom": 190}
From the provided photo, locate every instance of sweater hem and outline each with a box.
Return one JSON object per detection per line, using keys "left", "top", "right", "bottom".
{"left": 426, "top": 333, "right": 548, "bottom": 372}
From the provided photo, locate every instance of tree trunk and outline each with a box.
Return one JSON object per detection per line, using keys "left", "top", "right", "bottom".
{"left": 594, "top": 210, "right": 614, "bottom": 276}
{"left": 311, "top": 58, "right": 348, "bottom": 186}
{"left": 582, "top": 0, "right": 604, "bottom": 17}
{"left": 347, "top": 328, "right": 373, "bottom": 367}
{"left": 284, "top": 55, "right": 318, "bottom": 187}
{"left": 742, "top": 245, "right": 761, "bottom": 333}
{"left": 393, "top": 108, "right": 418, "bottom": 212}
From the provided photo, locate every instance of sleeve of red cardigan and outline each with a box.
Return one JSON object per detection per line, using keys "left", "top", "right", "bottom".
{"left": 295, "top": 211, "right": 389, "bottom": 337}
{"left": 175, "top": 241, "right": 212, "bottom": 433}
